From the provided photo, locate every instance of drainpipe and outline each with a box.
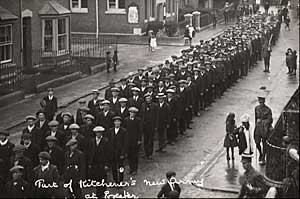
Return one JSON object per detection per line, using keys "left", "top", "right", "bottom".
{"left": 19, "top": 0, "right": 23, "bottom": 67}
{"left": 96, "top": 0, "right": 99, "bottom": 38}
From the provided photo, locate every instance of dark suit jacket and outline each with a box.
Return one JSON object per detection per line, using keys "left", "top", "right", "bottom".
{"left": 104, "top": 88, "right": 113, "bottom": 100}
{"left": 177, "top": 88, "right": 188, "bottom": 116}
{"left": 6, "top": 178, "right": 31, "bottom": 198}
{"left": 36, "top": 120, "right": 49, "bottom": 149}
{"left": 63, "top": 149, "right": 86, "bottom": 181}
{"left": 42, "top": 96, "right": 57, "bottom": 117}
{"left": 79, "top": 123, "right": 96, "bottom": 140}
{"left": 119, "top": 85, "right": 130, "bottom": 99}
{"left": 44, "top": 130, "right": 66, "bottom": 149}
{"left": 167, "top": 97, "right": 178, "bottom": 121}
{"left": 157, "top": 102, "right": 171, "bottom": 129}
{"left": 66, "top": 133, "right": 87, "bottom": 154}
{"left": 22, "top": 125, "right": 43, "bottom": 150}
{"left": 109, "top": 127, "right": 127, "bottom": 158}
{"left": 123, "top": 117, "right": 142, "bottom": 151}
{"left": 127, "top": 96, "right": 144, "bottom": 111}
{"left": 44, "top": 145, "right": 65, "bottom": 174}
{"left": 9, "top": 156, "right": 33, "bottom": 182}
{"left": 116, "top": 106, "right": 129, "bottom": 121}
{"left": 96, "top": 110, "right": 115, "bottom": 135}
{"left": 109, "top": 97, "right": 120, "bottom": 113}
{"left": 58, "top": 124, "right": 71, "bottom": 139}
{"left": 140, "top": 102, "right": 159, "bottom": 130}
{"left": 23, "top": 142, "right": 40, "bottom": 167}
{"left": 87, "top": 137, "right": 111, "bottom": 167}
{"left": 157, "top": 182, "right": 181, "bottom": 198}
{"left": 88, "top": 99, "right": 100, "bottom": 117}
{"left": 0, "top": 140, "right": 14, "bottom": 181}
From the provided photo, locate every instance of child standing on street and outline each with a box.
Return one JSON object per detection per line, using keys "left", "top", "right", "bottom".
{"left": 113, "top": 50, "right": 118, "bottom": 72}
{"left": 106, "top": 51, "right": 112, "bottom": 73}
{"left": 223, "top": 113, "right": 238, "bottom": 160}
{"left": 149, "top": 33, "right": 157, "bottom": 52}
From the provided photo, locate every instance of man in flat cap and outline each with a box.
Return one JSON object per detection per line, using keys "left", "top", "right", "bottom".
{"left": 87, "top": 126, "right": 110, "bottom": 197}
{"left": 96, "top": 100, "right": 115, "bottom": 138}
{"left": 22, "top": 115, "right": 41, "bottom": 150}
{"left": 88, "top": 90, "right": 100, "bottom": 118}
{"left": 109, "top": 116, "right": 127, "bottom": 183}
{"left": 141, "top": 94, "right": 158, "bottom": 160}
{"left": 166, "top": 89, "right": 179, "bottom": 145}
{"left": 22, "top": 133, "right": 40, "bottom": 167}
{"left": 119, "top": 78, "right": 130, "bottom": 99}
{"left": 40, "top": 88, "right": 57, "bottom": 121}
{"left": 10, "top": 145, "right": 33, "bottom": 182}
{"left": 134, "top": 68, "right": 145, "bottom": 87}
{"left": 63, "top": 139, "right": 86, "bottom": 198}
{"left": 105, "top": 80, "right": 115, "bottom": 100}
{"left": 66, "top": 124, "right": 87, "bottom": 154}
{"left": 109, "top": 87, "right": 121, "bottom": 113}
{"left": 58, "top": 112, "right": 73, "bottom": 139}
{"left": 6, "top": 165, "right": 31, "bottom": 198}
{"left": 0, "top": 130, "right": 14, "bottom": 192}
{"left": 44, "top": 136, "right": 64, "bottom": 175}
{"left": 76, "top": 99, "right": 87, "bottom": 126}
{"left": 156, "top": 93, "right": 170, "bottom": 153}
{"left": 177, "top": 80, "right": 188, "bottom": 135}
{"left": 36, "top": 110, "right": 50, "bottom": 150}
{"left": 254, "top": 94, "right": 273, "bottom": 164}
{"left": 128, "top": 87, "right": 144, "bottom": 117}
{"left": 238, "top": 155, "right": 268, "bottom": 198}
{"left": 123, "top": 107, "right": 142, "bottom": 175}
{"left": 79, "top": 114, "right": 96, "bottom": 140}
{"left": 45, "top": 121, "right": 65, "bottom": 148}
{"left": 32, "top": 151, "right": 59, "bottom": 198}
{"left": 116, "top": 98, "right": 129, "bottom": 121}
{"left": 157, "top": 171, "right": 181, "bottom": 198}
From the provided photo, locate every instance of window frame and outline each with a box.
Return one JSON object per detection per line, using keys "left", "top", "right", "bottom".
{"left": 0, "top": 24, "right": 13, "bottom": 64}
{"left": 106, "top": 0, "right": 126, "bottom": 14}
{"left": 42, "top": 16, "right": 69, "bottom": 56}
{"left": 70, "top": 0, "right": 88, "bottom": 13}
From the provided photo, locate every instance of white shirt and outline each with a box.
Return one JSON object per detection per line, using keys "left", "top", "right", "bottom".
{"left": 93, "top": 99, "right": 98, "bottom": 105}
{"left": 134, "top": 96, "right": 138, "bottom": 101}
{"left": 0, "top": 139, "right": 8, "bottom": 146}
{"left": 194, "top": 75, "right": 198, "bottom": 80}
{"left": 48, "top": 95, "right": 53, "bottom": 100}
{"left": 96, "top": 136, "right": 102, "bottom": 146}
{"left": 159, "top": 87, "right": 164, "bottom": 92}
{"left": 112, "top": 97, "right": 118, "bottom": 104}
{"left": 27, "top": 125, "right": 35, "bottom": 132}
{"left": 121, "top": 85, "right": 126, "bottom": 90}
{"left": 114, "top": 128, "right": 120, "bottom": 135}
{"left": 104, "top": 110, "right": 109, "bottom": 117}
{"left": 24, "top": 141, "right": 31, "bottom": 149}
{"left": 180, "top": 87, "right": 184, "bottom": 92}
{"left": 121, "top": 107, "right": 126, "bottom": 113}
{"left": 141, "top": 87, "right": 146, "bottom": 92}
{"left": 242, "top": 125, "right": 254, "bottom": 156}
{"left": 64, "top": 125, "right": 68, "bottom": 130}
{"left": 50, "top": 131, "right": 56, "bottom": 137}
{"left": 159, "top": 102, "right": 164, "bottom": 108}
{"left": 41, "top": 161, "right": 50, "bottom": 172}
{"left": 39, "top": 120, "right": 46, "bottom": 128}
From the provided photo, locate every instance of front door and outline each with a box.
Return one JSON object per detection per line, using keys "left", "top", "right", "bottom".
{"left": 22, "top": 17, "right": 32, "bottom": 71}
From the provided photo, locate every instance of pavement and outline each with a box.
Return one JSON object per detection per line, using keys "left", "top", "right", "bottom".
{"left": 0, "top": 6, "right": 298, "bottom": 198}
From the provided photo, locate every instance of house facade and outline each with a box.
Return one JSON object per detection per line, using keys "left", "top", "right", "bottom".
{"left": 69, "top": 0, "right": 178, "bottom": 35}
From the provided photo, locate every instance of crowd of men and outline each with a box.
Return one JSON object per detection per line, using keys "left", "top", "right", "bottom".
{"left": 0, "top": 10, "right": 283, "bottom": 199}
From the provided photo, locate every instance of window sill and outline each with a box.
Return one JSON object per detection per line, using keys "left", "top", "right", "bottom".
{"left": 105, "top": 9, "right": 126, "bottom": 15}
{"left": 71, "top": 8, "right": 88, "bottom": 13}
{"left": 0, "top": 59, "right": 12, "bottom": 64}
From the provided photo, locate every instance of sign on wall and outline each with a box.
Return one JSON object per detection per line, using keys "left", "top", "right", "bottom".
{"left": 128, "top": 6, "right": 139, "bottom": 24}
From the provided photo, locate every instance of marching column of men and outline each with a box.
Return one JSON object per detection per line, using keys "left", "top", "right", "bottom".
{"left": 0, "top": 11, "right": 282, "bottom": 198}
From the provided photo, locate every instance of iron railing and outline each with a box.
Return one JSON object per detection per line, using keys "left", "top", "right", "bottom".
{"left": 71, "top": 34, "right": 118, "bottom": 58}
{"left": 0, "top": 63, "right": 22, "bottom": 96}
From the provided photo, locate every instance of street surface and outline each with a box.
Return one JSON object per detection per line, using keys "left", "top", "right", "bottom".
{"left": 0, "top": 6, "right": 299, "bottom": 198}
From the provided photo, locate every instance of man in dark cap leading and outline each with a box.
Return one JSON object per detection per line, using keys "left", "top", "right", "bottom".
{"left": 44, "top": 135, "right": 64, "bottom": 175}
{"left": 40, "top": 88, "right": 58, "bottom": 121}
{"left": 238, "top": 155, "right": 268, "bottom": 198}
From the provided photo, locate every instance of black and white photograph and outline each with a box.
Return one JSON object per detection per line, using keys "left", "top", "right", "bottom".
{"left": 0, "top": 0, "right": 299, "bottom": 198}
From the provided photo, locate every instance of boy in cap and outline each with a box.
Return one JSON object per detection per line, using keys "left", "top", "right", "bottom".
{"left": 128, "top": 87, "right": 144, "bottom": 115}
{"left": 156, "top": 93, "right": 170, "bottom": 153}
{"left": 10, "top": 145, "right": 33, "bottom": 182}
{"left": 119, "top": 78, "right": 129, "bottom": 98}
{"left": 141, "top": 94, "right": 158, "bottom": 160}
{"left": 6, "top": 165, "right": 31, "bottom": 198}
{"left": 58, "top": 112, "right": 73, "bottom": 138}
{"left": 109, "top": 87, "right": 121, "bottom": 113}
{"left": 0, "top": 130, "right": 14, "bottom": 185}
{"left": 238, "top": 155, "right": 267, "bottom": 198}
{"left": 157, "top": 171, "right": 181, "bottom": 198}
{"left": 36, "top": 110, "right": 50, "bottom": 149}
{"left": 22, "top": 133, "right": 40, "bottom": 167}
{"left": 109, "top": 116, "right": 127, "bottom": 183}
{"left": 87, "top": 126, "right": 110, "bottom": 198}
{"left": 116, "top": 98, "right": 129, "bottom": 121}
{"left": 63, "top": 139, "right": 86, "bottom": 198}
{"left": 96, "top": 100, "right": 115, "bottom": 137}
{"left": 105, "top": 80, "right": 115, "bottom": 100}
{"left": 44, "top": 136, "right": 64, "bottom": 175}
{"left": 88, "top": 90, "right": 100, "bottom": 117}
{"left": 79, "top": 114, "right": 96, "bottom": 140}
{"left": 76, "top": 99, "right": 87, "bottom": 126}
{"left": 67, "top": 124, "right": 86, "bottom": 153}
{"left": 40, "top": 88, "right": 57, "bottom": 121}
{"left": 22, "top": 115, "right": 41, "bottom": 148}
{"left": 123, "top": 107, "right": 142, "bottom": 175}
{"left": 254, "top": 94, "right": 273, "bottom": 164}
{"left": 45, "top": 121, "right": 65, "bottom": 148}
{"left": 33, "top": 151, "right": 59, "bottom": 198}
